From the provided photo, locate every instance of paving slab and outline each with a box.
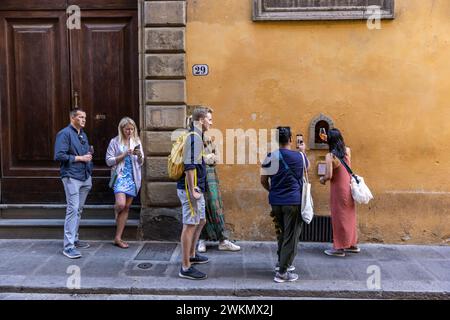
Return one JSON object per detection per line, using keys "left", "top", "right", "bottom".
{"left": 0, "top": 240, "right": 447, "bottom": 299}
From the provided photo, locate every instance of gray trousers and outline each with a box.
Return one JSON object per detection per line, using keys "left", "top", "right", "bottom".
{"left": 62, "top": 177, "right": 92, "bottom": 250}
{"left": 271, "top": 205, "right": 303, "bottom": 274}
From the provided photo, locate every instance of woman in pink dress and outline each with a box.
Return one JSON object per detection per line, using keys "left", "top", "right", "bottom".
{"left": 319, "top": 128, "right": 360, "bottom": 257}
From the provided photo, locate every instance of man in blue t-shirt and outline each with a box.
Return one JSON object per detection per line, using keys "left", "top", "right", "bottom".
{"left": 177, "top": 107, "right": 212, "bottom": 280}
{"left": 261, "top": 126, "right": 309, "bottom": 283}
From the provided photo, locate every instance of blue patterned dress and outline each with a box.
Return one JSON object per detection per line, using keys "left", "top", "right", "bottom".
{"left": 114, "top": 152, "right": 137, "bottom": 198}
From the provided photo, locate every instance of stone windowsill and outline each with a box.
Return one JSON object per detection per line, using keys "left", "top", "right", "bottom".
{"left": 253, "top": 0, "right": 395, "bottom": 21}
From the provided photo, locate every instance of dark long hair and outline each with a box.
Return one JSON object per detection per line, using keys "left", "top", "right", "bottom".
{"left": 327, "top": 128, "right": 347, "bottom": 159}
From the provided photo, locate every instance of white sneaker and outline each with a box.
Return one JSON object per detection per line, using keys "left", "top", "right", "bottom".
{"left": 197, "top": 240, "right": 206, "bottom": 253}
{"left": 274, "top": 271, "right": 298, "bottom": 283}
{"left": 218, "top": 240, "right": 241, "bottom": 251}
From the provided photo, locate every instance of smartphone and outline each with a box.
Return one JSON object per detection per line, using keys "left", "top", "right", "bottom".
{"left": 296, "top": 134, "right": 304, "bottom": 149}
{"left": 134, "top": 144, "right": 141, "bottom": 151}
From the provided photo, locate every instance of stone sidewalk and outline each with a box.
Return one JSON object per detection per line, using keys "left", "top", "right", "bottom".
{"left": 0, "top": 240, "right": 448, "bottom": 299}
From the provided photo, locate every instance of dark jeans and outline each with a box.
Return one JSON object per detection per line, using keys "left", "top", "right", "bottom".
{"left": 271, "top": 205, "right": 303, "bottom": 273}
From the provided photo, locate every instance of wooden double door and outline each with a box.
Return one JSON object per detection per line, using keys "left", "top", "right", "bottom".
{"left": 0, "top": 0, "right": 139, "bottom": 204}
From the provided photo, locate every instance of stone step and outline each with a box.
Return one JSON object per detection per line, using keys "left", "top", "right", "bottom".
{"left": 0, "top": 204, "right": 140, "bottom": 220}
{"left": 0, "top": 219, "right": 140, "bottom": 240}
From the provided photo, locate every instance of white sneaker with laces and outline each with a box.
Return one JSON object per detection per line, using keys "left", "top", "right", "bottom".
{"left": 218, "top": 240, "right": 241, "bottom": 251}
{"left": 197, "top": 240, "right": 206, "bottom": 253}
{"left": 274, "top": 271, "right": 299, "bottom": 283}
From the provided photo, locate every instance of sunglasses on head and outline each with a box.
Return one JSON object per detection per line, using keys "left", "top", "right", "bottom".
{"left": 78, "top": 134, "right": 86, "bottom": 145}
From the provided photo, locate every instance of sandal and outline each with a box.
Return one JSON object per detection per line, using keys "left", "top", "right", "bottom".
{"left": 113, "top": 240, "right": 129, "bottom": 249}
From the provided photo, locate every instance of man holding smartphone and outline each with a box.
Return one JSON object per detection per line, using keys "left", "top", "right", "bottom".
{"left": 54, "top": 109, "right": 93, "bottom": 259}
{"left": 261, "top": 128, "right": 308, "bottom": 283}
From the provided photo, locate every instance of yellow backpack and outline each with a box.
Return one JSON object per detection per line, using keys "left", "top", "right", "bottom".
{"left": 167, "top": 131, "right": 202, "bottom": 180}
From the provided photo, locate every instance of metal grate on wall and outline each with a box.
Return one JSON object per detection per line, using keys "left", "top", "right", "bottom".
{"left": 300, "top": 215, "right": 333, "bottom": 242}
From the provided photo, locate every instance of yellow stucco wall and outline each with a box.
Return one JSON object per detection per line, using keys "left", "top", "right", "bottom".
{"left": 186, "top": 0, "right": 450, "bottom": 244}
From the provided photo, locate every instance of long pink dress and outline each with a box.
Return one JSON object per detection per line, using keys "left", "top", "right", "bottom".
{"left": 330, "top": 155, "right": 357, "bottom": 249}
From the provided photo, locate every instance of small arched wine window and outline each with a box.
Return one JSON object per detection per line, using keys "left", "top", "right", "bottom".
{"left": 309, "top": 114, "right": 334, "bottom": 150}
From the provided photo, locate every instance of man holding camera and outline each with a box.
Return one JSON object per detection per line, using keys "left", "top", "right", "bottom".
{"left": 54, "top": 109, "right": 93, "bottom": 259}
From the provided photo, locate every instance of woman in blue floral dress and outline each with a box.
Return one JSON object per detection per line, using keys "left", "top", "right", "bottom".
{"left": 114, "top": 150, "right": 137, "bottom": 198}
{"left": 106, "top": 117, "right": 144, "bottom": 248}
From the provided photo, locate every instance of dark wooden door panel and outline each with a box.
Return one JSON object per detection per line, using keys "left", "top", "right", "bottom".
{"left": 1, "top": 177, "right": 113, "bottom": 203}
{"left": 0, "top": 11, "right": 70, "bottom": 177}
{"left": 0, "top": 1, "right": 136, "bottom": 11}
{"left": 0, "top": 1, "right": 67, "bottom": 11}
{"left": 70, "top": 10, "right": 139, "bottom": 175}
{"left": 0, "top": 6, "right": 139, "bottom": 205}
{"left": 68, "top": 0, "right": 137, "bottom": 10}
{"left": 68, "top": 10, "right": 139, "bottom": 204}
{"left": 1, "top": 178, "right": 70, "bottom": 203}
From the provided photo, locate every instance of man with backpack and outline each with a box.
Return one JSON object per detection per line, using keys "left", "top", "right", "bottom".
{"left": 175, "top": 107, "right": 212, "bottom": 280}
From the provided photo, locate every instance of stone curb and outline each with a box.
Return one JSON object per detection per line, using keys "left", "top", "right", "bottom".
{"left": 0, "top": 285, "right": 447, "bottom": 300}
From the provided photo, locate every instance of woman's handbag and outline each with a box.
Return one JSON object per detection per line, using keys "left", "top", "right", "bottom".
{"left": 337, "top": 157, "right": 374, "bottom": 204}
{"left": 278, "top": 151, "right": 314, "bottom": 224}
{"left": 300, "top": 152, "right": 314, "bottom": 224}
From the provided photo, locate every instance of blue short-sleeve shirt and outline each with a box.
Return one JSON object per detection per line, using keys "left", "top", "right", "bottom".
{"left": 261, "top": 149, "right": 308, "bottom": 206}
{"left": 176, "top": 128, "right": 207, "bottom": 192}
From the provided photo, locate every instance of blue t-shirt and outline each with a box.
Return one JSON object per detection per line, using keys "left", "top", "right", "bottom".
{"left": 261, "top": 149, "right": 308, "bottom": 206}
{"left": 176, "top": 128, "right": 207, "bottom": 192}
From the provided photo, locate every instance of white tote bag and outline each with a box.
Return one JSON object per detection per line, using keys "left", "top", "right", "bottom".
{"left": 338, "top": 157, "right": 374, "bottom": 205}
{"left": 350, "top": 175, "right": 373, "bottom": 204}
{"left": 300, "top": 152, "right": 314, "bottom": 224}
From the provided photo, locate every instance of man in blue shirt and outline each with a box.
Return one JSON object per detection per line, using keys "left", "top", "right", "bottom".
{"left": 54, "top": 109, "right": 93, "bottom": 259}
{"left": 177, "top": 107, "right": 211, "bottom": 280}
{"left": 261, "top": 127, "right": 309, "bottom": 283}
